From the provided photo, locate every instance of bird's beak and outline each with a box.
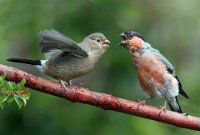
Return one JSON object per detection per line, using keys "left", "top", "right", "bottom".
{"left": 119, "top": 33, "right": 128, "bottom": 47}
{"left": 103, "top": 39, "right": 111, "bottom": 49}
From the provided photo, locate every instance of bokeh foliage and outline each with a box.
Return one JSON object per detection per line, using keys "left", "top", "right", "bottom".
{"left": 0, "top": 0, "right": 200, "bottom": 134}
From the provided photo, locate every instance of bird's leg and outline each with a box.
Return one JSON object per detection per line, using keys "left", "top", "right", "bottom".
{"left": 60, "top": 80, "right": 67, "bottom": 92}
{"left": 159, "top": 100, "right": 167, "bottom": 116}
{"left": 137, "top": 97, "right": 152, "bottom": 109}
{"left": 137, "top": 97, "right": 152, "bottom": 104}
{"left": 182, "top": 113, "right": 189, "bottom": 116}
{"left": 66, "top": 80, "right": 72, "bottom": 85}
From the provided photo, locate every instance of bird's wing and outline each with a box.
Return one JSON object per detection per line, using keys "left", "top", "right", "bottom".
{"left": 38, "top": 29, "right": 88, "bottom": 59}
{"left": 150, "top": 48, "right": 175, "bottom": 75}
{"left": 151, "top": 48, "right": 189, "bottom": 99}
{"left": 143, "top": 42, "right": 174, "bottom": 73}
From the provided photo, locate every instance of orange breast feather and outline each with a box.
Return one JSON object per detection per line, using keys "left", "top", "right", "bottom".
{"left": 135, "top": 54, "right": 166, "bottom": 96}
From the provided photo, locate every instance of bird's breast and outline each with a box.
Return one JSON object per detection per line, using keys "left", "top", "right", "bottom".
{"left": 133, "top": 52, "right": 167, "bottom": 97}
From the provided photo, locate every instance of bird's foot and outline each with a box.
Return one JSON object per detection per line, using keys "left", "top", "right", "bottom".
{"left": 136, "top": 99, "right": 149, "bottom": 109}
{"left": 182, "top": 113, "right": 189, "bottom": 117}
{"left": 159, "top": 101, "right": 167, "bottom": 116}
{"left": 66, "top": 80, "right": 72, "bottom": 86}
{"left": 136, "top": 99, "right": 146, "bottom": 105}
{"left": 60, "top": 80, "right": 68, "bottom": 92}
{"left": 159, "top": 106, "right": 167, "bottom": 116}
{"left": 136, "top": 97, "right": 152, "bottom": 108}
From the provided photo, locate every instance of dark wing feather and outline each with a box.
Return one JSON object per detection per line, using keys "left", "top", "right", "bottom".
{"left": 151, "top": 48, "right": 189, "bottom": 99}
{"left": 175, "top": 75, "right": 189, "bottom": 99}
{"left": 38, "top": 29, "right": 88, "bottom": 58}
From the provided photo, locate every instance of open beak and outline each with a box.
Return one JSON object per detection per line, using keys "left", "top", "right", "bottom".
{"left": 119, "top": 33, "right": 128, "bottom": 47}
{"left": 103, "top": 39, "right": 111, "bottom": 49}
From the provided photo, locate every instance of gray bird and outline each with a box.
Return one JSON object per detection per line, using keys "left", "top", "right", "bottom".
{"left": 7, "top": 29, "right": 110, "bottom": 90}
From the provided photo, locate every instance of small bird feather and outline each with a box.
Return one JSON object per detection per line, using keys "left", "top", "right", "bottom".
{"left": 38, "top": 29, "right": 88, "bottom": 58}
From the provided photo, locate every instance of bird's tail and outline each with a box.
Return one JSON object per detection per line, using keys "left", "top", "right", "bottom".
{"left": 167, "top": 96, "right": 182, "bottom": 113}
{"left": 7, "top": 58, "right": 41, "bottom": 66}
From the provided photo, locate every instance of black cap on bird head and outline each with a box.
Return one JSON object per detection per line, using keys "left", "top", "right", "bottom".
{"left": 121, "top": 31, "right": 144, "bottom": 40}
{"left": 120, "top": 31, "right": 144, "bottom": 47}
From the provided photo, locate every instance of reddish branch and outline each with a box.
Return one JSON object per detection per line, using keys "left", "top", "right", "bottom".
{"left": 0, "top": 64, "right": 199, "bottom": 131}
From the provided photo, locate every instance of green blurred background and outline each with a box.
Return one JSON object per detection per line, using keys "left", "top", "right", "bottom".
{"left": 0, "top": 0, "right": 200, "bottom": 134}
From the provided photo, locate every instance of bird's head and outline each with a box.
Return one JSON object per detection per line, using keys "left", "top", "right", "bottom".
{"left": 83, "top": 33, "right": 110, "bottom": 51}
{"left": 120, "top": 31, "right": 144, "bottom": 52}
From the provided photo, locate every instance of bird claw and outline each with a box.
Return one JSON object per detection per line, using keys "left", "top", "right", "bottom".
{"left": 159, "top": 106, "right": 167, "bottom": 116}
{"left": 60, "top": 80, "right": 68, "bottom": 92}
{"left": 66, "top": 80, "right": 72, "bottom": 85}
{"left": 136, "top": 99, "right": 146, "bottom": 104}
{"left": 158, "top": 100, "right": 168, "bottom": 116}
{"left": 136, "top": 97, "right": 152, "bottom": 107}
{"left": 136, "top": 99, "right": 147, "bottom": 109}
{"left": 182, "top": 113, "right": 189, "bottom": 117}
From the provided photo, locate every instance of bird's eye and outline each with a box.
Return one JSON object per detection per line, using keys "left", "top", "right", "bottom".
{"left": 96, "top": 38, "right": 101, "bottom": 42}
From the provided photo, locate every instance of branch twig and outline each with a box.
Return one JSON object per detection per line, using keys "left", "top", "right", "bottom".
{"left": 0, "top": 64, "right": 199, "bottom": 131}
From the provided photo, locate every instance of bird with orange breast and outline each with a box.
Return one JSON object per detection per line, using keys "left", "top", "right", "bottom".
{"left": 120, "top": 31, "right": 189, "bottom": 113}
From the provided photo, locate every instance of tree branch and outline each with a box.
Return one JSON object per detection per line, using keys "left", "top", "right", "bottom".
{"left": 0, "top": 64, "right": 199, "bottom": 131}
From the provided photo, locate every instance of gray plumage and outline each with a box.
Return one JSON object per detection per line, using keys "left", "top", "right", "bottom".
{"left": 39, "top": 29, "right": 88, "bottom": 58}
{"left": 7, "top": 29, "right": 110, "bottom": 83}
{"left": 143, "top": 42, "right": 175, "bottom": 74}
